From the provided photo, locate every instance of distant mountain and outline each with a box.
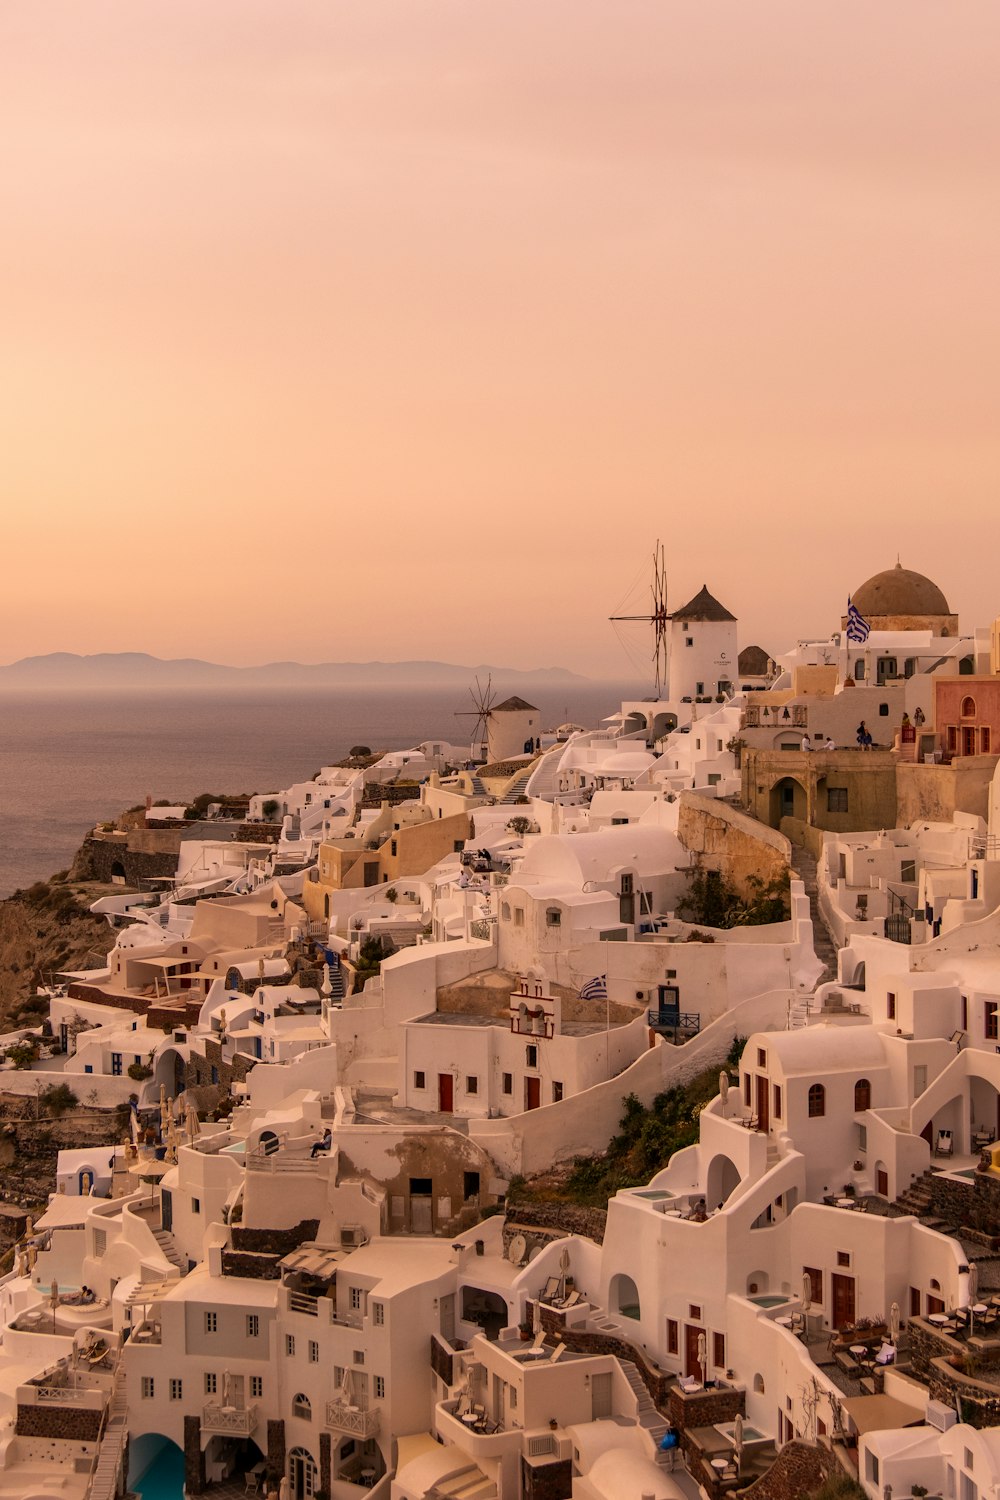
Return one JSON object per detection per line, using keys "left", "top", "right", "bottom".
{"left": 0, "top": 652, "right": 590, "bottom": 690}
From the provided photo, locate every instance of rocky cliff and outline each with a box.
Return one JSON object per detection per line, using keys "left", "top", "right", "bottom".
{"left": 0, "top": 878, "right": 112, "bottom": 1028}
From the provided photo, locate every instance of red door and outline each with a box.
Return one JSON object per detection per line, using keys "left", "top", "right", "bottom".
{"left": 755, "top": 1075, "right": 769, "bottom": 1132}
{"left": 525, "top": 1078, "right": 541, "bottom": 1110}
{"left": 831, "top": 1274, "right": 855, "bottom": 1330}
{"left": 438, "top": 1074, "right": 453, "bottom": 1112}
{"left": 685, "top": 1324, "right": 705, "bottom": 1379}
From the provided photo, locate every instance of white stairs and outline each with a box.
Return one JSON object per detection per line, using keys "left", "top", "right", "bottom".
{"left": 87, "top": 1366, "right": 128, "bottom": 1500}
{"left": 152, "top": 1228, "right": 186, "bottom": 1272}
{"left": 619, "top": 1359, "right": 674, "bottom": 1469}
{"left": 500, "top": 771, "right": 533, "bottom": 804}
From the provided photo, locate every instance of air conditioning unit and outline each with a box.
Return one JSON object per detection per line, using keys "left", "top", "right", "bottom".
{"left": 926, "top": 1399, "right": 957, "bottom": 1431}
{"left": 341, "top": 1226, "right": 367, "bottom": 1248}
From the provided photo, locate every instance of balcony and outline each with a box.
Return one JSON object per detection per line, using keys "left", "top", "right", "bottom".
{"left": 325, "top": 1399, "right": 380, "bottom": 1438}
{"left": 202, "top": 1402, "right": 259, "bottom": 1435}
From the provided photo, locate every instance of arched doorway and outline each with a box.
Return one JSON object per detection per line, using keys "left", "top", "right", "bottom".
{"left": 288, "top": 1446, "right": 318, "bottom": 1500}
{"left": 706, "top": 1154, "right": 741, "bottom": 1208}
{"left": 610, "top": 1273, "right": 640, "bottom": 1320}
{"left": 769, "top": 777, "right": 806, "bottom": 826}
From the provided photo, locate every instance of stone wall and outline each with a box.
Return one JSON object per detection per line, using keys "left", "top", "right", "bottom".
{"left": 430, "top": 1334, "right": 454, "bottom": 1386}
{"left": 666, "top": 1382, "right": 745, "bottom": 1434}
{"left": 677, "top": 792, "right": 790, "bottom": 902}
{"left": 361, "top": 785, "right": 422, "bottom": 809}
{"left": 221, "top": 1250, "right": 282, "bottom": 1280}
{"left": 267, "top": 1419, "right": 286, "bottom": 1484}
{"left": 521, "top": 1455, "right": 572, "bottom": 1500}
{"left": 737, "top": 1440, "right": 835, "bottom": 1499}
{"left": 231, "top": 1221, "right": 320, "bottom": 1255}
{"left": 184, "top": 1412, "right": 206, "bottom": 1495}
{"left": 183, "top": 1038, "right": 257, "bottom": 1095}
{"left": 928, "top": 1168, "right": 1000, "bottom": 1245}
{"left": 15, "top": 1403, "right": 102, "bottom": 1441}
{"left": 909, "top": 1318, "right": 1000, "bottom": 1426}
{"left": 532, "top": 1306, "right": 673, "bottom": 1407}
{"left": 320, "top": 1432, "right": 331, "bottom": 1497}
{"left": 72, "top": 834, "right": 180, "bottom": 887}
{"left": 896, "top": 757, "right": 999, "bottom": 828}
{"left": 505, "top": 1203, "right": 607, "bottom": 1246}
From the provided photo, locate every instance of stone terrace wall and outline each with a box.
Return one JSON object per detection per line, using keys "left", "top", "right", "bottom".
{"left": 736, "top": 1440, "right": 835, "bottom": 1499}
{"left": 677, "top": 792, "right": 791, "bottom": 903}
{"left": 930, "top": 1168, "right": 1000, "bottom": 1245}
{"left": 16, "top": 1403, "right": 102, "bottom": 1441}
{"left": 505, "top": 1203, "right": 607, "bottom": 1245}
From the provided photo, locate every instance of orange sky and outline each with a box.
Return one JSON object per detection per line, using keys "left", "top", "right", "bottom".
{"left": 1, "top": 1, "right": 998, "bottom": 678}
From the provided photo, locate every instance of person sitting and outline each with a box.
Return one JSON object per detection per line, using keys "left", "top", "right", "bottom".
{"left": 310, "top": 1128, "right": 332, "bottom": 1158}
{"left": 80, "top": 1286, "right": 96, "bottom": 1305}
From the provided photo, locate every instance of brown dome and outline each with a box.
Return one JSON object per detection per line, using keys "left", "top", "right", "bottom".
{"left": 851, "top": 563, "right": 950, "bottom": 618}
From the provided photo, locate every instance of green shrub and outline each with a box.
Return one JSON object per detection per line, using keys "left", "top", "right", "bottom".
{"left": 41, "top": 1084, "right": 79, "bottom": 1117}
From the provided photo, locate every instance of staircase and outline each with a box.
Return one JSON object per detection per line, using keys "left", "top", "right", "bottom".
{"left": 889, "top": 1170, "right": 942, "bottom": 1224}
{"left": 524, "top": 747, "right": 562, "bottom": 801}
{"left": 500, "top": 771, "right": 533, "bottom": 804}
{"left": 469, "top": 776, "right": 487, "bottom": 796}
{"left": 619, "top": 1358, "right": 673, "bottom": 1467}
{"left": 327, "top": 965, "right": 345, "bottom": 1002}
{"left": 152, "top": 1227, "right": 186, "bottom": 1272}
{"left": 87, "top": 1364, "right": 128, "bottom": 1500}
{"left": 789, "top": 845, "right": 839, "bottom": 981}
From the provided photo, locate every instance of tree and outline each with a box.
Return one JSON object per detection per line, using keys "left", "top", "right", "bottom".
{"left": 507, "top": 816, "right": 532, "bottom": 837}
{"left": 676, "top": 865, "right": 789, "bottom": 930}
{"left": 262, "top": 800, "right": 280, "bottom": 820}
{"left": 41, "top": 1083, "right": 79, "bottom": 1117}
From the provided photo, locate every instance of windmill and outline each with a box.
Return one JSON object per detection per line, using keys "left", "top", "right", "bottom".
{"left": 609, "top": 540, "right": 670, "bottom": 697}
{"left": 455, "top": 675, "right": 497, "bottom": 763}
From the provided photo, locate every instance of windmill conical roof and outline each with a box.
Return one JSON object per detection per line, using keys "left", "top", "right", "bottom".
{"left": 493, "top": 695, "right": 539, "bottom": 712}
{"left": 671, "top": 585, "right": 737, "bottom": 623}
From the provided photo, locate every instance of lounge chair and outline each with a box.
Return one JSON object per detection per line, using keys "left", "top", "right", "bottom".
{"left": 875, "top": 1344, "right": 896, "bottom": 1366}
{"left": 540, "top": 1277, "right": 561, "bottom": 1303}
{"left": 935, "top": 1130, "right": 954, "bottom": 1158}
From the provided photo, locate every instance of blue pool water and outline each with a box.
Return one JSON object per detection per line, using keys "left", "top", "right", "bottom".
{"left": 749, "top": 1294, "right": 789, "bottom": 1308}
{"left": 133, "top": 1443, "right": 185, "bottom": 1500}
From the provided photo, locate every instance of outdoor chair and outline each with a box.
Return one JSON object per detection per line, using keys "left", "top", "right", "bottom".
{"left": 561, "top": 1289, "right": 581, "bottom": 1308}
{"left": 540, "top": 1277, "right": 561, "bottom": 1302}
{"left": 875, "top": 1344, "right": 896, "bottom": 1366}
{"left": 244, "top": 1473, "right": 260, "bottom": 1495}
{"left": 935, "top": 1130, "right": 954, "bottom": 1157}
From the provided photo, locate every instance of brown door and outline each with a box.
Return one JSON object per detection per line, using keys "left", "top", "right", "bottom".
{"left": 831, "top": 1274, "right": 855, "bottom": 1330}
{"left": 876, "top": 1169, "right": 889, "bottom": 1197}
{"left": 927, "top": 1293, "right": 945, "bottom": 1317}
{"left": 684, "top": 1324, "right": 705, "bottom": 1379}
{"left": 755, "top": 1074, "right": 769, "bottom": 1132}
{"left": 438, "top": 1073, "right": 453, "bottom": 1112}
{"left": 963, "top": 726, "right": 976, "bottom": 756}
{"left": 525, "top": 1077, "right": 541, "bottom": 1110}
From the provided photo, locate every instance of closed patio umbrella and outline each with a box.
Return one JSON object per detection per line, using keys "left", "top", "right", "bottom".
{"left": 733, "top": 1412, "right": 744, "bottom": 1472}
{"left": 889, "top": 1301, "right": 900, "bottom": 1344}
{"left": 697, "top": 1332, "right": 707, "bottom": 1383}
{"left": 719, "top": 1072, "right": 730, "bottom": 1115}
{"left": 802, "top": 1272, "right": 812, "bottom": 1317}
{"left": 969, "top": 1262, "right": 979, "bottom": 1303}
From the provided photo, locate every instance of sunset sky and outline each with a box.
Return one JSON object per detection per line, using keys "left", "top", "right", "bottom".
{"left": 1, "top": 2, "right": 998, "bottom": 679}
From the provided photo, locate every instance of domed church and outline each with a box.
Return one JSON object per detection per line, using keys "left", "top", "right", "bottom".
{"left": 841, "top": 562, "right": 958, "bottom": 636}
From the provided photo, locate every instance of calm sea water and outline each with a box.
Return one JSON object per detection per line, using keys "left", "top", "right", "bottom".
{"left": 0, "top": 682, "right": 640, "bottom": 897}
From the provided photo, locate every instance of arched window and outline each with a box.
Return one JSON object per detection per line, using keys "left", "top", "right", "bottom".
{"left": 292, "top": 1394, "right": 312, "bottom": 1420}
{"left": 753, "top": 1373, "right": 765, "bottom": 1394}
{"left": 807, "top": 1084, "right": 825, "bottom": 1118}
{"left": 962, "top": 696, "right": 976, "bottom": 718}
{"left": 854, "top": 1079, "right": 871, "bottom": 1112}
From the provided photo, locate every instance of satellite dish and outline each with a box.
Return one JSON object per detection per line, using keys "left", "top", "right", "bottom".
{"left": 527, "top": 1244, "right": 542, "bottom": 1262}
{"left": 508, "top": 1233, "right": 527, "bottom": 1265}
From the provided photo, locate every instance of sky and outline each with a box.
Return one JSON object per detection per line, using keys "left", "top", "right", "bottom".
{"left": 1, "top": 1, "right": 998, "bottom": 680}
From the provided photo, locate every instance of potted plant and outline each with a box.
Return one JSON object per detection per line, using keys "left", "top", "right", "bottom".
{"left": 519, "top": 1322, "right": 532, "bottom": 1341}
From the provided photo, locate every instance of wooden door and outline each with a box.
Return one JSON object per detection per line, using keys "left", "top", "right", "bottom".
{"left": 876, "top": 1168, "right": 889, "bottom": 1197}
{"left": 684, "top": 1323, "right": 705, "bottom": 1379}
{"left": 831, "top": 1274, "right": 855, "bottom": 1330}
{"left": 438, "top": 1073, "right": 453, "bottom": 1112}
{"left": 439, "top": 1293, "right": 455, "bottom": 1343}
{"left": 755, "top": 1074, "right": 769, "bottom": 1132}
{"left": 591, "top": 1372, "right": 613, "bottom": 1420}
{"left": 927, "top": 1293, "right": 945, "bottom": 1316}
{"left": 525, "top": 1077, "right": 541, "bottom": 1110}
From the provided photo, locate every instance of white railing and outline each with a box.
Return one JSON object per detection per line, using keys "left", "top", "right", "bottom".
{"left": 325, "top": 1399, "right": 380, "bottom": 1437}
{"left": 202, "top": 1402, "right": 259, "bottom": 1434}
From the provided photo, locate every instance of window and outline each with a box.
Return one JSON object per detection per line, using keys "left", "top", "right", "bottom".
{"left": 372, "top": 1301, "right": 385, "bottom": 1326}
{"left": 807, "top": 1084, "right": 825, "bottom": 1118}
{"left": 982, "top": 727, "right": 992, "bottom": 754}
{"left": 545, "top": 908, "right": 561, "bottom": 927}
{"left": 854, "top": 1079, "right": 871, "bottom": 1112}
{"left": 353, "top": 1350, "right": 365, "bottom": 1365}
{"left": 878, "top": 702, "right": 889, "bottom": 716}
{"left": 464, "top": 1172, "right": 480, "bottom": 1200}
{"left": 900, "top": 860, "right": 916, "bottom": 882}
{"left": 552, "top": 1081, "right": 563, "bottom": 1103}
{"left": 308, "top": 1340, "right": 319, "bottom": 1363}
{"left": 192, "top": 1197, "right": 201, "bottom": 1214}
{"left": 887, "top": 991, "right": 896, "bottom": 1021}
{"left": 349, "top": 1287, "right": 363, "bottom": 1310}
{"left": 250, "top": 1376, "right": 263, "bottom": 1399}
{"left": 689, "top": 1304, "right": 702, "bottom": 1321}
{"left": 757, "top": 1048, "right": 766, "bottom": 1067}
{"left": 667, "top": 1319, "right": 678, "bottom": 1354}
{"left": 514, "top": 908, "right": 524, "bottom": 927}
{"left": 414, "top": 1071, "right": 425, "bottom": 1090}
{"left": 292, "top": 1393, "right": 312, "bottom": 1420}
{"left": 686, "top": 638, "right": 694, "bottom": 647}
{"left": 773, "top": 1084, "right": 782, "bottom": 1119}
{"left": 205, "top": 1373, "right": 217, "bottom": 1394}
{"left": 111, "top": 1053, "right": 122, "bottom": 1076}
{"left": 986, "top": 1003, "right": 999, "bottom": 1041}
{"left": 205, "top": 1312, "right": 218, "bottom": 1334}
{"left": 948, "top": 725, "right": 959, "bottom": 753}
{"left": 466, "top": 1075, "right": 479, "bottom": 1094}
{"left": 170, "top": 1378, "right": 183, "bottom": 1401}
{"left": 501, "top": 902, "right": 511, "bottom": 921}
{"left": 374, "top": 1376, "right": 385, "bottom": 1399}
{"left": 526, "top": 1045, "right": 538, "bottom": 1068}
{"left": 246, "top": 1315, "right": 259, "bottom": 1337}
{"left": 837, "top": 1251, "right": 850, "bottom": 1268}
{"left": 285, "top": 1334, "right": 296, "bottom": 1356}
{"left": 141, "top": 1377, "right": 155, "bottom": 1399}
{"left": 743, "top": 1073, "right": 752, "bottom": 1107}
{"left": 962, "top": 696, "right": 977, "bottom": 718}
{"left": 713, "top": 1332, "right": 725, "bottom": 1367}
{"left": 390, "top": 840, "right": 397, "bottom": 856}
{"left": 827, "top": 788, "right": 849, "bottom": 813}
{"left": 804, "top": 1267, "right": 822, "bottom": 1305}
{"left": 94, "top": 1229, "right": 106, "bottom": 1258}
{"left": 502, "top": 1072, "right": 513, "bottom": 1094}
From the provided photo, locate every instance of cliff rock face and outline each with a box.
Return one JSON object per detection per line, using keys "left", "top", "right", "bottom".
{"left": 0, "top": 881, "right": 111, "bottom": 1027}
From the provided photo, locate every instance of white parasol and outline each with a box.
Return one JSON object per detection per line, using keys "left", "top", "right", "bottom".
{"left": 889, "top": 1300, "right": 900, "bottom": 1344}
{"left": 223, "top": 1368, "right": 232, "bottom": 1406}
{"left": 719, "top": 1071, "right": 730, "bottom": 1115}
{"left": 50, "top": 1277, "right": 60, "bottom": 1331}
{"left": 802, "top": 1271, "right": 812, "bottom": 1317}
{"left": 559, "top": 1244, "right": 572, "bottom": 1300}
{"left": 969, "top": 1262, "right": 979, "bottom": 1303}
{"left": 733, "top": 1412, "right": 744, "bottom": 1472}
{"left": 278, "top": 1477, "right": 290, "bottom": 1500}
{"left": 697, "top": 1331, "right": 707, "bottom": 1383}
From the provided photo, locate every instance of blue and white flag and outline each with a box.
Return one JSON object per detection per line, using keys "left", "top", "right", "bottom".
{"left": 579, "top": 974, "right": 607, "bottom": 1001}
{"left": 845, "top": 597, "right": 870, "bottom": 645}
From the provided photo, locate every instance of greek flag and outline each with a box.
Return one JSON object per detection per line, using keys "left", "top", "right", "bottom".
{"left": 845, "top": 597, "right": 870, "bottom": 644}
{"left": 579, "top": 974, "right": 607, "bottom": 1000}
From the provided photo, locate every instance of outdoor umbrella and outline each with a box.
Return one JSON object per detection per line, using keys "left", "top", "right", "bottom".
{"left": 719, "top": 1072, "right": 730, "bottom": 1115}
{"left": 969, "top": 1262, "right": 979, "bottom": 1303}
{"left": 733, "top": 1412, "right": 744, "bottom": 1472}
{"left": 802, "top": 1271, "right": 812, "bottom": 1317}
{"left": 697, "top": 1332, "right": 707, "bottom": 1383}
{"left": 889, "top": 1301, "right": 900, "bottom": 1344}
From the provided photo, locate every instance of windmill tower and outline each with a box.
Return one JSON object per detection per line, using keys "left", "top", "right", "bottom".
{"left": 609, "top": 540, "right": 671, "bottom": 698}
{"left": 455, "top": 676, "right": 497, "bottom": 763}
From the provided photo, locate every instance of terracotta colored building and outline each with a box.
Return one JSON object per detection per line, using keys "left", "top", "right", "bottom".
{"left": 935, "top": 678, "right": 1000, "bottom": 757}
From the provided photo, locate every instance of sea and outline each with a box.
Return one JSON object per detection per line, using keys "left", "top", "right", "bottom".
{"left": 0, "top": 681, "right": 643, "bottom": 898}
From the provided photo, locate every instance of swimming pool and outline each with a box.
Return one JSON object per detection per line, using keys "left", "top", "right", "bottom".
{"left": 132, "top": 1440, "right": 185, "bottom": 1500}
{"left": 748, "top": 1294, "right": 790, "bottom": 1308}
{"left": 716, "top": 1420, "right": 768, "bottom": 1445}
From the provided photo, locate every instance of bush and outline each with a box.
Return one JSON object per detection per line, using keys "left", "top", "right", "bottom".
{"left": 127, "top": 1062, "right": 153, "bottom": 1081}
{"left": 262, "top": 800, "right": 280, "bottom": 820}
{"left": 677, "top": 865, "right": 789, "bottom": 930}
{"left": 41, "top": 1083, "right": 79, "bottom": 1117}
{"left": 5, "top": 1041, "right": 39, "bottom": 1070}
